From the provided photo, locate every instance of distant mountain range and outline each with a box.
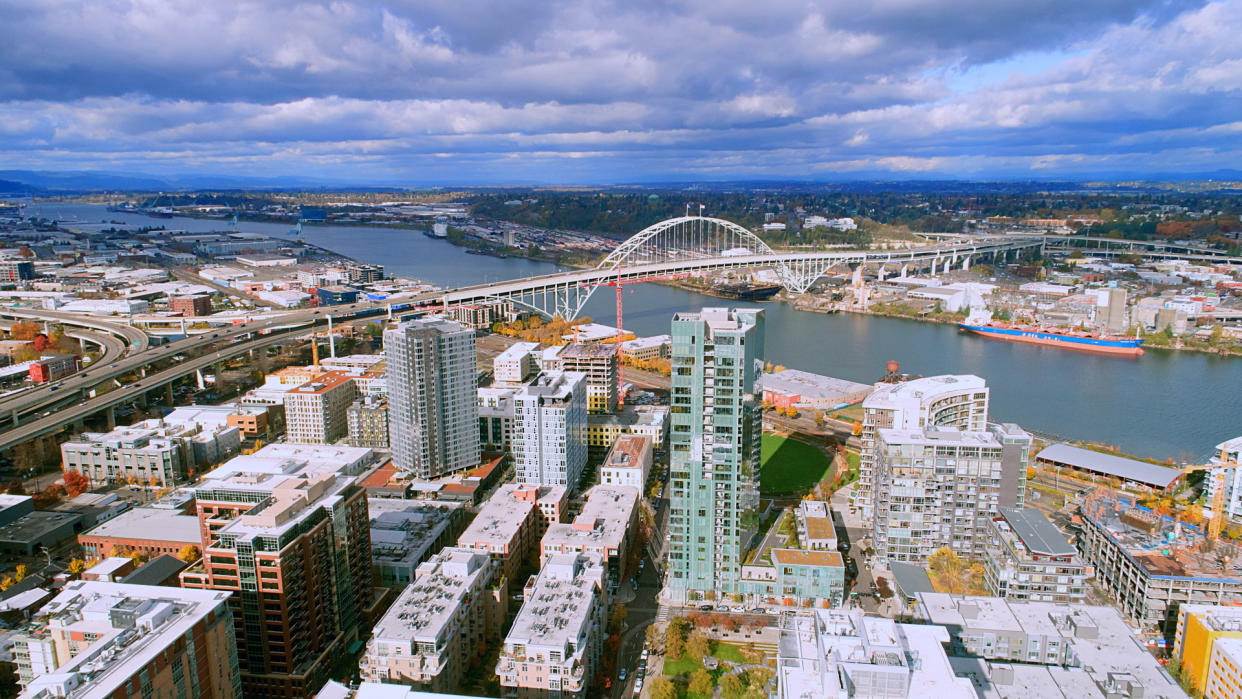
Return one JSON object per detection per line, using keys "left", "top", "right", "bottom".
{"left": 1, "top": 168, "right": 1240, "bottom": 196}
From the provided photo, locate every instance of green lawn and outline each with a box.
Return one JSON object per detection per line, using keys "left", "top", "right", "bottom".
{"left": 710, "top": 641, "right": 747, "bottom": 663}
{"left": 761, "top": 435, "right": 833, "bottom": 496}
{"left": 662, "top": 656, "right": 701, "bottom": 677}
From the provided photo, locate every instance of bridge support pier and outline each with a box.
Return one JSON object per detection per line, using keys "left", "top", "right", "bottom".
{"left": 140, "top": 367, "right": 147, "bottom": 378}
{"left": 106, "top": 406, "right": 116, "bottom": 430}
{"left": 166, "top": 384, "right": 174, "bottom": 405}
{"left": 10, "top": 408, "right": 17, "bottom": 427}
{"left": 328, "top": 316, "right": 336, "bottom": 358}
{"left": 900, "top": 264, "right": 908, "bottom": 278}
{"left": 73, "top": 419, "right": 84, "bottom": 432}
{"left": 196, "top": 369, "right": 205, "bottom": 391}
{"left": 962, "top": 256, "right": 971, "bottom": 271}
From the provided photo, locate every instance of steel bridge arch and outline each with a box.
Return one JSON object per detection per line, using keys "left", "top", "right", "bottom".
{"left": 596, "top": 215, "right": 786, "bottom": 271}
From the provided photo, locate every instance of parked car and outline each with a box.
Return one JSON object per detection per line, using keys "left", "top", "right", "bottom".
{"left": 698, "top": 605, "right": 713, "bottom": 611}
{"left": 619, "top": 669, "right": 627, "bottom": 681}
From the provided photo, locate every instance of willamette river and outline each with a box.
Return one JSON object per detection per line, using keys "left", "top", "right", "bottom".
{"left": 27, "top": 202, "right": 1242, "bottom": 462}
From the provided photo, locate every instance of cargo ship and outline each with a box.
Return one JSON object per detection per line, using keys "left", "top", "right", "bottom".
{"left": 710, "top": 281, "right": 783, "bottom": 301}
{"left": 958, "top": 321, "right": 1145, "bottom": 356}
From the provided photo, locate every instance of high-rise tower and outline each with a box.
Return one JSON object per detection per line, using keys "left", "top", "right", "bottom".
{"left": 666, "top": 307, "right": 764, "bottom": 603}
{"left": 385, "top": 317, "right": 480, "bottom": 478}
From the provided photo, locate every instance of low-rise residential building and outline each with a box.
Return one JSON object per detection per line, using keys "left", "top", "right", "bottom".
{"left": 347, "top": 396, "right": 390, "bottom": 449}
{"left": 1077, "top": 492, "right": 1242, "bottom": 631}
{"left": 457, "top": 484, "right": 568, "bottom": 581}
{"left": 283, "top": 370, "right": 360, "bottom": 444}
{"left": 777, "top": 609, "right": 976, "bottom": 699}
{"left": 795, "top": 500, "right": 837, "bottom": 551}
{"left": 11, "top": 581, "right": 239, "bottom": 698}
{"left": 984, "top": 507, "right": 1088, "bottom": 603}
{"left": 360, "top": 548, "right": 504, "bottom": 693}
{"left": 541, "top": 485, "right": 639, "bottom": 584}
{"left": 586, "top": 405, "right": 668, "bottom": 449}
{"left": 916, "top": 593, "right": 1185, "bottom": 699}
{"left": 740, "top": 549, "right": 847, "bottom": 608}
{"left": 599, "top": 435, "right": 652, "bottom": 489}
{"left": 496, "top": 552, "right": 608, "bottom": 699}
{"left": 61, "top": 417, "right": 242, "bottom": 487}
{"left": 369, "top": 498, "right": 464, "bottom": 587}
{"left": 494, "top": 342, "right": 540, "bottom": 384}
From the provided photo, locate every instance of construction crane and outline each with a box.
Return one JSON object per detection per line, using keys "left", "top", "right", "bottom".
{"left": 600, "top": 271, "right": 690, "bottom": 406}
{"left": 1181, "top": 448, "right": 1240, "bottom": 543}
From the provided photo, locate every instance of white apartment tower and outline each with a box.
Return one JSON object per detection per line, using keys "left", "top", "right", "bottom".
{"left": 513, "top": 371, "right": 588, "bottom": 489}
{"left": 385, "top": 317, "right": 481, "bottom": 478}
{"left": 853, "top": 375, "right": 990, "bottom": 520}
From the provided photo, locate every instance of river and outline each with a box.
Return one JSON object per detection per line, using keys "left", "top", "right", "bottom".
{"left": 25, "top": 202, "right": 1242, "bottom": 462}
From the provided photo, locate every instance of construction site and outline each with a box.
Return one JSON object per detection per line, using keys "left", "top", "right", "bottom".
{"left": 1074, "top": 490, "right": 1242, "bottom": 632}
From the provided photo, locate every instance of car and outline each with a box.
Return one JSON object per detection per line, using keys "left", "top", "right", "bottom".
{"left": 698, "top": 604, "right": 713, "bottom": 611}
{"left": 749, "top": 607, "right": 768, "bottom": 614}
{"left": 632, "top": 579, "right": 639, "bottom": 590}
{"left": 48, "top": 385, "right": 58, "bottom": 391}
{"left": 716, "top": 605, "right": 730, "bottom": 612}
{"left": 512, "top": 593, "right": 524, "bottom": 601}
{"left": 619, "top": 669, "right": 627, "bottom": 681}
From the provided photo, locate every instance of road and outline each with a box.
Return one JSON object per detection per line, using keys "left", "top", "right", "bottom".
{"left": 0, "top": 322, "right": 320, "bottom": 449}
{"left": 612, "top": 551, "right": 662, "bottom": 699}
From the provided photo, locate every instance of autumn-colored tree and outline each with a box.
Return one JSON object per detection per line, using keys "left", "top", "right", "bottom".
{"left": 721, "top": 673, "right": 746, "bottom": 699}
{"left": 13, "top": 565, "right": 27, "bottom": 582}
{"left": 689, "top": 668, "right": 713, "bottom": 696}
{"left": 686, "top": 630, "right": 710, "bottom": 662}
{"left": 63, "top": 470, "right": 90, "bottom": 498}
{"left": 67, "top": 559, "right": 86, "bottom": 576}
{"left": 9, "top": 322, "right": 39, "bottom": 341}
{"left": 5, "top": 481, "right": 24, "bottom": 495}
{"left": 33, "top": 484, "right": 65, "bottom": 508}
{"left": 177, "top": 545, "right": 201, "bottom": 563}
{"left": 0, "top": 577, "right": 12, "bottom": 592}
{"left": 609, "top": 605, "right": 628, "bottom": 633}
{"left": 665, "top": 625, "right": 686, "bottom": 660}
{"left": 649, "top": 677, "right": 677, "bottom": 699}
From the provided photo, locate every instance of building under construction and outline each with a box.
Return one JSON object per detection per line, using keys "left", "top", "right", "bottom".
{"left": 1075, "top": 492, "right": 1242, "bottom": 631}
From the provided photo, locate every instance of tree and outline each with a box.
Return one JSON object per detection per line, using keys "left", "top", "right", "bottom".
{"left": 645, "top": 623, "right": 663, "bottom": 652}
{"left": 67, "top": 559, "right": 86, "bottom": 576}
{"left": 13, "top": 565, "right": 27, "bottom": 583}
{"left": 721, "top": 673, "right": 747, "bottom": 699}
{"left": 689, "top": 668, "right": 713, "bottom": 696}
{"left": 649, "top": 677, "right": 677, "bottom": 699}
{"left": 177, "top": 545, "right": 201, "bottom": 563}
{"left": 0, "top": 577, "right": 12, "bottom": 592}
{"left": 686, "top": 630, "right": 710, "bottom": 662}
{"left": 8, "top": 322, "right": 39, "bottom": 341}
{"left": 63, "top": 470, "right": 90, "bottom": 498}
{"left": 609, "top": 605, "right": 628, "bottom": 633}
{"left": 666, "top": 624, "right": 686, "bottom": 660}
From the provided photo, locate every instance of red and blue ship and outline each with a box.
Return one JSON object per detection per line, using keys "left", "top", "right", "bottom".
{"left": 958, "top": 321, "right": 1145, "bottom": 356}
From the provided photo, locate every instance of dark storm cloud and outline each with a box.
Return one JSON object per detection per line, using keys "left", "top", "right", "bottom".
{"left": 0, "top": 0, "right": 1238, "bottom": 181}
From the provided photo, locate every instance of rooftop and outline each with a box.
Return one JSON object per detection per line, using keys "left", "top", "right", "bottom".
{"left": 1036, "top": 443, "right": 1182, "bottom": 489}
{"left": 0, "top": 511, "right": 82, "bottom": 544}
{"left": 505, "top": 552, "right": 605, "bottom": 652}
{"left": 995, "top": 507, "right": 1077, "bottom": 557}
{"left": 556, "top": 342, "right": 617, "bottom": 360}
{"left": 17, "top": 581, "right": 232, "bottom": 699}
{"left": 287, "top": 370, "right": 356, "bottom": 396}
{"left": 778, "top": 609, "right": 976, "bottom": 699}
{"left": 368, "top": 499, "right": 461, "bottom": 567}
{"left": 759, "top": 369, "right": 872, "bottom": 401}
{"left": 889, "top": 562, "right": 937, "bottom": 598}
{"left": 603, "top": 435, "right": 651, "bottom": 470}
{"left": 770, "top": 549, "right": 844, "bottom": 568}
{"left": 916, "top": 593, "right": 1184, "bottom": 699}
{"left": 78, "top": 507, "right": 201, "bottom": 545}
{"left": 865, "top": 374, "right": 987, "bottom": 410}
{"left": 542, "top": 486, "right": 638, "bottom": 553}
{"left": 369, "top": 547, "right": 493, "bottom": 647}
{"left": 589, "top": 405, "right": 668, "bottom": 428}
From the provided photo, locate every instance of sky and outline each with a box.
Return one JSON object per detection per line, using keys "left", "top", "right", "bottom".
{"left": 2, "top": 0, "right": 1242, "bottom": 184}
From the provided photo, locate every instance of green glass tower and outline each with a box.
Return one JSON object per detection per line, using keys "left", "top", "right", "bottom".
{"left": 666, "top": 307, "right": 765, "bottom": 603}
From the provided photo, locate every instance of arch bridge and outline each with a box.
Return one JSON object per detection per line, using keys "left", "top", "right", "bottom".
{"left": 435, "top": 216, "right": 1044, "bottom": 319}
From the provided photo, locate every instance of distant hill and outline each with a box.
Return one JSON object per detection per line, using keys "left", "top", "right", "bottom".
{"left": 0, "top": 170, "right": 336, "bottom": 193}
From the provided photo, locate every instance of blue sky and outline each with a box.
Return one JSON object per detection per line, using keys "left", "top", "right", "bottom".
{"left": 1, "top": 0, "right": 1240, "bottom": 184}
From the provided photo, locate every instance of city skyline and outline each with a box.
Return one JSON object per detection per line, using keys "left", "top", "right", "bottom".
{"left": 1, "top": 1, "right": 1241, "bottom": 182}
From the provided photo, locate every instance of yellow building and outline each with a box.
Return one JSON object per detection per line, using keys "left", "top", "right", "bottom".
{"left": 586, "top": 406, "right": 668, "bottom": 449}
{"left": 1174, "top": 604, "right": 1242, "bottom": 695}
{"left": 1206, "top": 638, "right": 1242, "bottom": 699}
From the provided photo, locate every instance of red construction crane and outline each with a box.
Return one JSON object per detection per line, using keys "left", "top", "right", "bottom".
{"left": 599, "top": 272, "right": 690, "bottom": 405}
